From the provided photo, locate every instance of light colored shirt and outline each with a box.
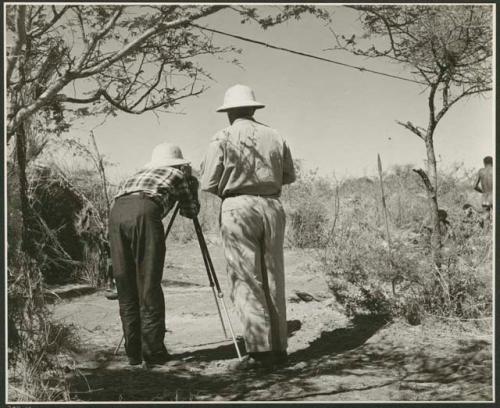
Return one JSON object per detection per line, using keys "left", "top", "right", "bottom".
{"left": 200, "top": 117, "right": 296, "bottom": 198}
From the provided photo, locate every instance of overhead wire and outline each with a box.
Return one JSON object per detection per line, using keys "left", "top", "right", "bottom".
{"left": 190, "top": 23, "right": 428, "bottom": 87}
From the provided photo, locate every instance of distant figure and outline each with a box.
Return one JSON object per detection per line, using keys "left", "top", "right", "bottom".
{"left": 437, "top": 209, "right": 454, "bottom": 241}
{"left": 462, "top": 203, "right": 475, "bottom": 218}
{"left": 421, "top": 209, "right": 454, "bottom": 246}
{"left": 473, "top": 156, "right": 493, "bottom": 216}
{"left": 459, "top": 203, "right": 482, "bottom": 237}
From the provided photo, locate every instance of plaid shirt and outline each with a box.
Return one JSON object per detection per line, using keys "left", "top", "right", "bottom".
{"left": 114, "top": 166, "right": 200, "bottom": 219}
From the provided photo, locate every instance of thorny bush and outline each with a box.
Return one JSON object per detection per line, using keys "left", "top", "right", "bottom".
{"left": 282, "top": 164, "right": 492, "bottom": 323}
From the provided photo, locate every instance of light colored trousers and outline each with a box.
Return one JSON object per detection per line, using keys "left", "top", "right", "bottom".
{"left": 220, "top": 195, "right": 287, "bottom": 353}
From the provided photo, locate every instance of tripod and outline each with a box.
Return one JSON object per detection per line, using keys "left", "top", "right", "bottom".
{"left": 114, "top": 202, "right": 242, "bottom": 361}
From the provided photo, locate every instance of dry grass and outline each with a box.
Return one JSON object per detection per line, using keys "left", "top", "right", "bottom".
{"left": 8, "top": 253, "right": 79, "bottom": 402}
{"left": 6, "top": 158, "right": 492, "bottom": 402}
{"left": 279, "top": 163, "right": 492, "bottom": 322}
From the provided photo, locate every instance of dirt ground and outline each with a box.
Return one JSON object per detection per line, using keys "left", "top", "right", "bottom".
{"left": 51, "top": 240, "right": 493, "bottom": 402}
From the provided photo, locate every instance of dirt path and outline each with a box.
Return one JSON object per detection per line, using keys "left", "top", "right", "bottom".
{"left": 51, "top": 242, "right": 493, "bottom": 402}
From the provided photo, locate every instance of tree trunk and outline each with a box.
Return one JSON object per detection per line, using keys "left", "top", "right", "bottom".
{"left": 424, "top": 136, "right": 442, "bottom": 266}
{"left": 15, "top": 121, "right": 36, "bottom": 254}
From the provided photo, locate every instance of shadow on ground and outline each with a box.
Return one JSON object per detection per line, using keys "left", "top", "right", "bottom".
{"left": 68, "top": 315, "right": 491, "bottom": 401}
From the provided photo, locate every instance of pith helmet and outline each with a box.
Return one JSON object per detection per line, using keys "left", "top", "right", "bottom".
{"left": 145, "top": 143, "right": 190, "bottom": 168}
{"left": 216, "top": 84, "right": 265, "bottom": 112}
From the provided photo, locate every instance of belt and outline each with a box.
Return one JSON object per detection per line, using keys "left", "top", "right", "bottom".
{"left": 117, "top": 192, "right": 162, "bottom": 207}
{"left": 222, "top": 192, "right": 280, "bottom": 200}
{"left": 119, "top": 191, "right": 149, "bottom": 199}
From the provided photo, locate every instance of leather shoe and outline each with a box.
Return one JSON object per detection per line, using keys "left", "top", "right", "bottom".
{"left": 104, "top": 289, "right": 118, "bottom": 300}
{"left": 128, "top": 357, "right": 142, "bottom": 366}
{"left": 145, "top": 352, "right": 171, "bottom": 367}
{"left": 273, "top": 351, "right": 288, "bottom": 366}
{"left": 229, "top": 355, "right": 273, "bottom": 371}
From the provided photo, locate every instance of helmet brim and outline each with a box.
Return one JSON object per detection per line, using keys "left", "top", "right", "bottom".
{"left": 216, "top": 102, "right": 265, "bottom": 113}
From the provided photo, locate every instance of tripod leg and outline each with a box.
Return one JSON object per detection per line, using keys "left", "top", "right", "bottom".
{"left": 193, "top": 218, "right": 242, "bottom": 361}
{"left": 193, "top": 219, "right": 229, "bottom": 337}
{"left": 114, "top": 334, "right": 124, "bottom": 355}
{"left": 211, "top": 286, "right": 229, "bottom": 339}
{"left": 165, "top": 202, "right": 181, "bottom": 240}
{"left": 193, "top": 218, "right": 223, "bottom": 291}
{"left": 218, "top": 296, "right": 243, "bottom": 361}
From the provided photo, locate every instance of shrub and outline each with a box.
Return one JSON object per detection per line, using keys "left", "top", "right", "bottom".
{"left": 8, "top": 252, "right": 78, "bottom": 402}
{"left": 24, "top": 163, "right": 107, "bottom": 285}
{"left": 315, "top": 164, "right": 492, "bottom": 322}
{"left": 281, "top": 167, "right": 335, "bottom": 248}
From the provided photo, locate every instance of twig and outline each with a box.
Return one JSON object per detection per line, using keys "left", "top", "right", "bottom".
{"left": 323, "top": 184, "right": 340, "bottom": 260}
{"left": 377, "top": 154, "right": 391, "bottom": 249}
{"left": 89, "top": 131, "right": 111, "bottom": 219}
{"left": 377, "top": 154, "right": 398, "bottom": 295}
{"left": 432, "top": 264, "right": 451, "bottom": 307}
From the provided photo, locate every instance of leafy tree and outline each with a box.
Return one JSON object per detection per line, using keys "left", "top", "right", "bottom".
{"left": 331, "top": 5, "right": 492, "bottom": 264}
{"left": 5, "top": 4, "right": 328, "bottom": 253}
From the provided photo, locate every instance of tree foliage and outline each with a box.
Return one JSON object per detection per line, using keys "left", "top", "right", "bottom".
{"left": 334, "top": 5, "right": 492, "bottom": 134}
{"left": 6, "top": 5, "right": 222, "bottom": 142}
{"left": 6, "top": 3, "right": 329, "bottom": 259}
{"left": 6, "top": 4, "right": 328, "bottom": 143}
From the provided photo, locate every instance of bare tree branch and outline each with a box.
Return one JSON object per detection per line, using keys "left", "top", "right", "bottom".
{"left": 76, "top": 5, "right": 227, "bottom": 78}
{"left": 412, "top": 168, "right": 436, "bottom": 198}
{"left": 28, "top": 5, "right": 71, "bottom": 38}
{"left": 436, "top": 86, "right": 492, "bottom": 123}
{"left": 119, "top": 53, "right": 147, "bottom": 103}
{"left": 130, "top": 59, "right": 167, "bottom": 110}
{"left": 396, "top": 120, "right": 424, "bottom": 139}
{"left": 56, "top": 83, "right": 206, "bottom": 115}
{"left": 73, "top": 6, "right": 88, "bottom": 44}
{"left": 74, "top": 6, "right": 124, "bottom": 71}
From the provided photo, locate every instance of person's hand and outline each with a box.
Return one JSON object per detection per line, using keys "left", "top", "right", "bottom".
{"left": 188, "top": 175, "right": 199, "bottom": 191}
{"left": 180, "top": 164, "right": 192, "bottom": 177}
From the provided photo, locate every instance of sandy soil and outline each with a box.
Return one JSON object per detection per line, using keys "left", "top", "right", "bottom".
{"left": 50, "top": 241, "right": 493, "bottom": 402}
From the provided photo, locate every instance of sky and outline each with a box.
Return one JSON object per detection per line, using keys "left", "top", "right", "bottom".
{"left": 57, "top": 5, "right": 495, "bottom": 183}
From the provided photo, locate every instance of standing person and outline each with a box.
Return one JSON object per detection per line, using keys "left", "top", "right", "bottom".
{"left": 109, "top": 143, "right": 199, "bottom": 366}
{"left": 473, "top": 156, "right": 493, "bottom": 222}
{"left": 200, "top": 84, "right": 296, "bottom": 370}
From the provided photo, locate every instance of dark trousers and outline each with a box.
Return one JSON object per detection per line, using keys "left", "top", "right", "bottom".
{"left": 108, "top": 194, "right": 168, "bottom": 362}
